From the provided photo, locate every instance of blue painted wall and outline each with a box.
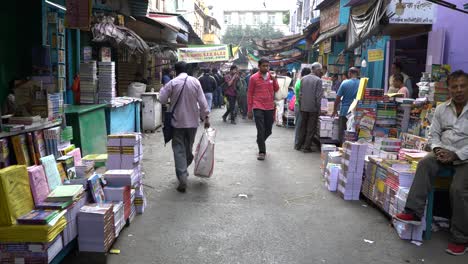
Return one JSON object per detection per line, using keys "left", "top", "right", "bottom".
{"left": 339, "top": 0, "right": 351, "bottom": 25}
{"left": 361, "top": 36, "right": 389, "bottom": 89}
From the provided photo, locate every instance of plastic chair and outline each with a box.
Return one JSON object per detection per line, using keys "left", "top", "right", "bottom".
{"left": 424, "top": 167, "right": 454, "bottom": 240}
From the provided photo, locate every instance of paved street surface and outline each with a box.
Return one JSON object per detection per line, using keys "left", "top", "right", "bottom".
{"left": 67, "top": 109, "right": 467, "bottom": 264}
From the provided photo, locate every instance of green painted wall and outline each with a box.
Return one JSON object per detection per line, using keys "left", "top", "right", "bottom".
{"left": 0, "top": 1, "right": 43, "bottom": 105}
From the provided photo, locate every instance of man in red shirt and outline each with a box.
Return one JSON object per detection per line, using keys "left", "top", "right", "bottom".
{"left": 247, "top": 58, "right": 280, "bottom": 160}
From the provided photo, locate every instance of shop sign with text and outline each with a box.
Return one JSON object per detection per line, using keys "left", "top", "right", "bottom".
{"left": 368, "top": 49, "right": 384, "bottom": 62}
{"left": 387, "top": 0, "right": 434, "bottom": 24}
{"left": 177, "top": 45, "right": 229, "bottom": 63}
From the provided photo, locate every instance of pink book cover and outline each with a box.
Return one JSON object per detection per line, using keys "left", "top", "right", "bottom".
{"left": 68, "top": 148, "right": 82, "bottom": 166}
{"left": 28, "top": 165, "right": 50, "bottom": 206}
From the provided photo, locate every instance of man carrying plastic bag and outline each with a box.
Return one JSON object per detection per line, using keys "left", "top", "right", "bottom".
{"left": 194, "top": 128, "right": 216, "bottom": 178}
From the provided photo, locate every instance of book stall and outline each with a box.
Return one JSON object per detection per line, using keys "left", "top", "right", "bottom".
{"left": 0, "top": 131, "right": 147, "bottom": 263}
{"left": 319, "top": 65, "right": 453, "bottom": 244}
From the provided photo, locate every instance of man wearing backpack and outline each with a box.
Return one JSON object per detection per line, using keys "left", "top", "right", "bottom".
{"left": 159, "top": 61, "right": 210, "bottom": 193}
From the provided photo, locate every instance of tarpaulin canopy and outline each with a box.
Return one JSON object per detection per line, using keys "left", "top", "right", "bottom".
{"left": 345, "top": 0, "right": 388, "bottom": 50}
{"left": 91, "top": 16, "right": 149, "bottom": 54}
{"left": 253, "top": 33, "right": 306, "bottom": 52}
{"left": 313, "top": 24, "right": 347, "bottom": 46}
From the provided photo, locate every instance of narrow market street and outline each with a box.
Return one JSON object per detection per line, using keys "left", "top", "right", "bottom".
{"left": 67, "top": 109, "right": 465, "bottom": 264}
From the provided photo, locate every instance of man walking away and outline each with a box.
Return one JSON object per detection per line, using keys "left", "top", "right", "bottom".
{"left": 332, "top": 67, "right": 360, "bottom": 144}
{"left": 295, "top": 62, "right": 323, "bottom": 153}
{"left": 159, "top": 61, "right": 210, "bottom": 193}
{"left": 198, "top": 68, "right": 217, "bottom": 110}
{"left": 237, "top": 72, "right": 248, "bottom": 119}
{"left": 223, "top": 65, "right": 240, "bottom": 124}
{"left": 247, "top": 58, "right": 279, "bottom": 160}
{"left": 294, "top": 67, "right": 312, "bottom": 147}
{"left": 212, "top": 68, "right": 223, "bottom": 108}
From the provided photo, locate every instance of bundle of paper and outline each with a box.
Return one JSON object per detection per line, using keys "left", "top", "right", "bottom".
{"left": 78, "top": 203, "right": 116, "bottom": 252}
{"left": 134, "top": 185, "right": 146, "bottom": 214}
{"left": 104, "top": 169, "right": 139, "bottom": 187}
{"left": 16, "top": 210, "right": 60, "bottom": 225}
{"left": 324, "top": 163, "right": 341, "bottom": 192}
{"left": 392, "top": 210, "right": 427, "bottom": 242}
{"left": 88, "top": 174, "right": 106, "bottom": 204}
{"left": 40, "top": 155, "right": 62, "bottom": 191}
{"left": 63, "top": 194, "right": 87, "bottom": 246}
{"left": 320, "top": 144, "right": 337, "bottom": 176}
{"left": 319, "top": 116, "right": 339, "bottom": 139}
{"left": 104, "top": 186, "right": 131, "bottom": 220}
{"left": 0, "top": 166, "right": 35, "bottom": 226}
{"left": 0, "top": 234, "right": 63, "bottom": 264}
{"left": 0, "top": 216, "right": 67, "bottom": 243}
{"left": 98, "top": 62, "right": 116, "bottom": 104}
{"left": 339, "top": 142, "right": 368, "bottom": 200}
{"left": 107, "top": 133, "right": 143, "bottom": 170}
{"left": 80, "top": 61, "right": 98, "bottom": 104}
{"left": 111, "top": 201, "right": 125, "bottom": 237}
{"left": 75, "top": 161, "right": 95, "bottom": 179}
{"left": 46, "top": 185, "right": 84, "bottom": 202}
{"left": 27, "top": 165, "right": 50, "bottom": 206}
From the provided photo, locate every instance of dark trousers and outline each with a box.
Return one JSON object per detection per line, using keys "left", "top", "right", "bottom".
{"left": 405, "top": 153, "right": 468, "bottom": 244}
{"left": 254, "top": 109, "right": 274, "bottom": 154}
{"left": 338, "top": 116, "right": 348, "bottom": 144}
{"left": 172, "top": 128, "right": 197, "bottom": 185}
{"left": 238, "top": 95, "right": 248, "bottom": 118}
{"left": 223, "top": 95, "right": 237, "bottom": 121}
{"left": 213, "top": 86, "right": 222, "bottom": 107}
{"left": 296, "top": 111, "right": 319, "bottom": 150}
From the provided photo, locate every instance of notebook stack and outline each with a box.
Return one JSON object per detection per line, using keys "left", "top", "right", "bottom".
{"left": 0, "top": 234, "right": 64, "bottom": 264}
{"left": 80, "top": 61, "right": 98, "bottom": 104}
{"left": 98, "top": 62, "right": 116, "bottom": 104}
{"left": 78, "top": 204, "right": 115, "bottom": 252}
{"left": 104, "top": 170, "right": 139, "bottom": 188}
{"left": 16, "top": 210, "right": 61, "bottom": 225}
{"left": 134, "top": 185, "right": 146, "bottom": 214}
{"left": 46, "top": 185, "right": 84, "bottom": 203}
{"left": 324, "top": 163, "right": 341, "bottom": 192}
{"left": 111, "top": 201, "right": 125, "bottom": 237}
{"left": 107, "top": 133, "right": 143, "bottom": 170}
{"left": 338, "top": 142, "right": 368, "bottom": 200}
{"left": 104, "top": 186, "right": 131, "bottom": 220}
{"left": 47, "top": 93, "right": 63, "bottom": 120}
{"left": 320, "top": 144, "right": 337, "bottom": 176}
{"left": 63, "top": 195, "right": 87, "bottom": 246}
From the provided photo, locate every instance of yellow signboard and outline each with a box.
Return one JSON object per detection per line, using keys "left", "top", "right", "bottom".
{"left": 177, "top": 45, "right": 229, "bottom": 63}
{"left": 367, "top": 49, "right": 384, "bottom": 62}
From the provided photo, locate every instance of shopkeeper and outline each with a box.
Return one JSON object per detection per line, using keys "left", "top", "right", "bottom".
{"left": 395, "top": 70, "right": 468, "bottom": 256}
{"left": 388, "top": 62, "right": 413, "bottom": 97}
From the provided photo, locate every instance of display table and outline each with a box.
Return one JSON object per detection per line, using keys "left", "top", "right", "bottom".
{"left": 104, "top": 98, "right": 141, "bottom": 135}
{"left": 65, "top": 105, "right": 108, "bottom": 156}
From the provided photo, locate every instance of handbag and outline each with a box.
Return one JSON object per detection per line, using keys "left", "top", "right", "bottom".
{"left": 163, "top": 77, "right": 188, "bottom": 145}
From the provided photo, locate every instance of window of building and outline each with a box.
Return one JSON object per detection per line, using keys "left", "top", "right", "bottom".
{"left": 268, "top": 14, "right": 275, "bottom": 25}
{"left": 224, "top": 14, "right": 232, "bottom": 25}
{"left": 239, "top": 14, "right": 246, "bottom": 25}
{"left": 253, "top": 14, "right": 260, "bottom": 25}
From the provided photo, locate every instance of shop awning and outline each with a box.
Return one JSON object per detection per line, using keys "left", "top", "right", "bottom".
{"left": 345, "top": 0, "right": 387, "bottom": 50}
{"left": 313, "top": 24, "right": 347, "bottom": 46}
{"left": 253, "top": 33, "right": 305, "bottom": 52}
{"left": 91, "top": 17, "right": 149, "bottom": 54}
{"left": 126, "top": 16, "right": 179, "bottom": 44}
{"left": 147, "top": 13, "right": 190, "bottom": 33}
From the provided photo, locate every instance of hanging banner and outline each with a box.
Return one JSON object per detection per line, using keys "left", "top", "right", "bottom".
{"left": 387, "top": 0, "right": 434, "bottom": 24}
{"left": 368, "top": 49, "right": 384, "bottom": 62}
{"left": 177, "top": 45, "right": 230, "bottom": 63}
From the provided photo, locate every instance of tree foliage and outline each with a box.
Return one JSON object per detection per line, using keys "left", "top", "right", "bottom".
{"left": 222, "top": 24, "right": 284, "bottom": 50}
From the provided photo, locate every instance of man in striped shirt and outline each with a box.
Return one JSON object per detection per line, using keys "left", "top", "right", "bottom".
{"left": 247, "top": 58, "right": 280, "bottom": 160}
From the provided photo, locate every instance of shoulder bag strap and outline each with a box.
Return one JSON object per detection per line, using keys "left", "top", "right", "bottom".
{"left": 171, "top": 77, "right": 188, "bottom": 119}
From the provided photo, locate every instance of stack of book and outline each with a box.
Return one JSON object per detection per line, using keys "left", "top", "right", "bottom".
{"left": 63, "top": 195, "right": 87, "bottom": 246}
{"left": 44, "top": 127, "right": 62, "bottom": 159}
{"left": 320, "top": 144, "right": 337, "bottom": 176}
{"left": 0, "top": 234, "right": 64, "bottom": 264}
{"left": 324, "top": 163, "right": 341, "bottom": 192}
{"left": 129, "top": 189, "right": 136, "bottom": 223}
{"left": 16, "top": 210, "right": 61, "bottom": 225}
{"left": 338, "top": 142, "right": 368, "bottom": 200}
{"left": 111, "top": 201, "right": 125, "bottom": 237}
{"left": 104, "top": 170, "right": 139, "bottom": 187}
{"left": 134, "top": 185, "right": 146, "bottom": 214}
{"left": 375, "top": 102, "right": 398, "bottom": 133}
{"left": 98, "top": 62, "right": 116, "bottom": 104}
{"left": 364, "top": 88, "right": 384, "bottom": 101}
{"left": 319, "top": 116, "right": 339, "bottom": 139}
{"left": 8, "top": 116, "right": 42, "bottom": 126}
{"left": 107, "top": 133, "right": 143, "bottom": 170}
{"left": 78, "top": 203, "right": 116, "bottom": 252}
{"left": 80, "top": 61, "right": 98, "bottom": 104}
{"left": 434, "top": 81, "right": 450, "bottom": 103}
{"left": 45, "top": 185, "right": 84, "bottom": 203}
{"left": 47, "top": 93, "right": 63, "bottom": 120}
{"left": 104, "top": 186, "right": 131, "bottom": 220}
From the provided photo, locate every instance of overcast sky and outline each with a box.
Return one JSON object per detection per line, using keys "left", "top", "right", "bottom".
{"left": 206, "top": 0, "right": 292, "bottom": 12}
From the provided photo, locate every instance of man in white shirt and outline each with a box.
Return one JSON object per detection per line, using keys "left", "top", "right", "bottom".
{"left": 395, "top": 70, "right": 468, "bottom": 256}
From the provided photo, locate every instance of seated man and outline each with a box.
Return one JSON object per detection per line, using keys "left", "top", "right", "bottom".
{"left": 395, "top": 70, "right": 468, "bottom": 256}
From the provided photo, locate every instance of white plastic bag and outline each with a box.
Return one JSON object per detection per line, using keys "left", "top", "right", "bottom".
{"left": 194, "top": 128, "right": 216, "bottom": 178}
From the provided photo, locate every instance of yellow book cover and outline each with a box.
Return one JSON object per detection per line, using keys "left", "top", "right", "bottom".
{"left": 0, "top": 165, "right": 34, "bottom": 226}
{"left": 356, "top": 77, "right": 369, "bottom": 100}
{"left": 12, "top": 135, "right": 31, "bottom": 166}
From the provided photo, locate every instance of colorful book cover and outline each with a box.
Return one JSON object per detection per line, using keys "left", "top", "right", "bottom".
{"left": 26, "top": 133, "right": 39, "bottom": 165}
{"left": 88, "top": 174, "right": 105, "bottom": 204}
{"left": 0, "top": 138, "right": 10, "bottom": 168}
{"left": 0, "top": 165, "right": 35, "bottom": 226}
{"left": 68, "top": 148, "right": 82, "bottom": 166}
{"left": 33, "top": 130, "right": 47, "bottom": 162}
{"left": 57, "top": 163, "right": 67, "bottom": 181}
{"left": 27, "top": 165, "right": 50, "bottom": 206}
{"left": 36, "top": 201, "right": 72, "bottom": 210}
{"left": 17, "top": 209, "right": 59, "bottom": 225}
{"left": 40, "top": 155, "right": 62, "bottom": 191}
{"left": 46, "top": 185, "right": 83, "bottom": 202}
{"left": 11, "top": 135, "right": 31, "bottom": 166}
